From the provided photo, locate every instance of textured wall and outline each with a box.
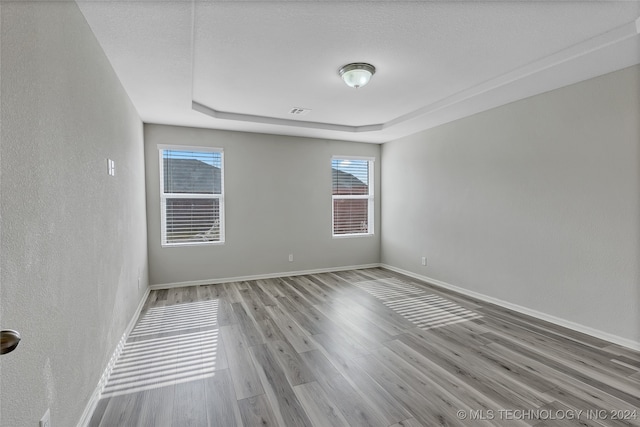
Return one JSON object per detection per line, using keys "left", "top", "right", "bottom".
{"left": 0, "top": 2, "right": 148, "bottom": 426}
{"left": 145, "top": 124, "right": 380, "bottom": 285}
{"left": 381, "top": 65, "right": 640, "bottom": 344}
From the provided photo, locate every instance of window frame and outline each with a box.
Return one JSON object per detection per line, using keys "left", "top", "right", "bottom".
{"left": 158, "top": 145, "right": 225, "bottom": 247}
{"left": 331, "top": 155, "right": 375, "bottom": 238}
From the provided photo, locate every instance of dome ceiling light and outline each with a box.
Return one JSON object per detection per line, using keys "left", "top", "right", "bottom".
{"left": 339, "top": 63, "right": 376, "bottom": 89}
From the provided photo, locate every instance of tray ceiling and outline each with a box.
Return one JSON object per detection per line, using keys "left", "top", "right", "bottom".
{"left": 77, "top": 1, "right": 640, "bottom": 143}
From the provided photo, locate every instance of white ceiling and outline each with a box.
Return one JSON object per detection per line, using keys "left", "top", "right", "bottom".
{"left": 77, "top": 1, "right": 640, "bottom": 143}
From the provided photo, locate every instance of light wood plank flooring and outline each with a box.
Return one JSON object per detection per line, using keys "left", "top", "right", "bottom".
{"left": 89, "top": 268, "right": 640, "bottom": 426}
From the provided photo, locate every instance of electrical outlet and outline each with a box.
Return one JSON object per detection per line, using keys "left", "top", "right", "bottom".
{"left": 421, "top": 257, "right": 427, "bottom": 266}
{"left": 40, "top": 408, "right": 51, "bottom": 427}
{"left": 288, "top": 254, "right": 294, "bottom": 262}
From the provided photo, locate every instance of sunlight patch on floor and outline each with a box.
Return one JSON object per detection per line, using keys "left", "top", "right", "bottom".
{"left": 354, "top": 279, "right": 482, "bottom": 329}
{"left": 101, "top": 299, "right": 219, "bottom": 398}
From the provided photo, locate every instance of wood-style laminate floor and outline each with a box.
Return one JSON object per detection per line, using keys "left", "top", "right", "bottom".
{"left": 89, "top": 268, "right": 640, "bottom": 426}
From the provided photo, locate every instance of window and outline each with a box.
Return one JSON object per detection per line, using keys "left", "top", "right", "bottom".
{"left": 159, "top": 146, "right": 224, "bottom": 246}
{"left": 332, "top": 156, "right": 374, "bottom": 236}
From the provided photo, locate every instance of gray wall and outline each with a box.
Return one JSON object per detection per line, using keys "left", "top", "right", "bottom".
{"left": 145, "top": 124, "right": 380, "bottom": 286}
{"left": 0, "top": 2, "right": 148, "bottom": 426}
{"left": 381, "top": 65, "right": 640, "bottom": 344}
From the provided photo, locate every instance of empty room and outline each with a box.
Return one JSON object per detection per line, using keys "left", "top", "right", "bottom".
{"left": 1, "top": 1, "right": 639, "bottom": 426}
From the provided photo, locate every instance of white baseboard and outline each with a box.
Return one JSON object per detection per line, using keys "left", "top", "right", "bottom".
{"left": 150, "top": 263, "right": 382, "bottom": 290}
{"left": 380, "top": 264, "right": 640, "bottom": 352}
{"left": 77, "top": 287, "right": 150, "bottom": 427}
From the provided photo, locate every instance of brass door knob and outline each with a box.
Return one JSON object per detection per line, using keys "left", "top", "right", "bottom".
{"left": 1, "top": 330, "right": 21, "bottom": 355}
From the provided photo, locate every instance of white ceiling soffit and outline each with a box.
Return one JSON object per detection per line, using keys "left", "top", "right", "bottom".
{"left": 77, "top": 1, "right": 640, "bottom": 143}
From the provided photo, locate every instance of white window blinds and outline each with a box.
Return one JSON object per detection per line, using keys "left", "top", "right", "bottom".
{"left": 332, "top": 157, "right": 374, "bottom": 236}
{"left": 159, "top": 147, "right": 224, "bottom": 246}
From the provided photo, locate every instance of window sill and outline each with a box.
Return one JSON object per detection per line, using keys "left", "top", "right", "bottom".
{"left": 161, "top": 240, "right": 225, "bottom": 248}
{"left": 332, "top": 233, "right": 374, "bottom": 239}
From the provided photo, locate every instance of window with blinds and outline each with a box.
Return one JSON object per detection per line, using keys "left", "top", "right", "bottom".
{"left": 159, "top": 147, "right": 224, "bottom": 246}
{"left": 332, "top": 157, "right": 374, "bottom": 236}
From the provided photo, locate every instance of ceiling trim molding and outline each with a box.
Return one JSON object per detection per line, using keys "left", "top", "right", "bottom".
{"left": 385, "top": 17, "right": 640, "bottom": 128}
{"left": 192, "top": 17, "right": 640, "bottom": 134}
{"left": 192, "top": 101, "right": 385, "bottom": 133}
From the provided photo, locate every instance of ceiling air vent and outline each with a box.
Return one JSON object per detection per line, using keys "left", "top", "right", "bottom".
{"left": 289, "top": 107, "right": 311, "bottom": 116}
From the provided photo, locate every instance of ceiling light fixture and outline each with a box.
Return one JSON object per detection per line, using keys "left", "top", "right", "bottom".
{"left": 339, "top": 63, "right": 376, "bottom": 89}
